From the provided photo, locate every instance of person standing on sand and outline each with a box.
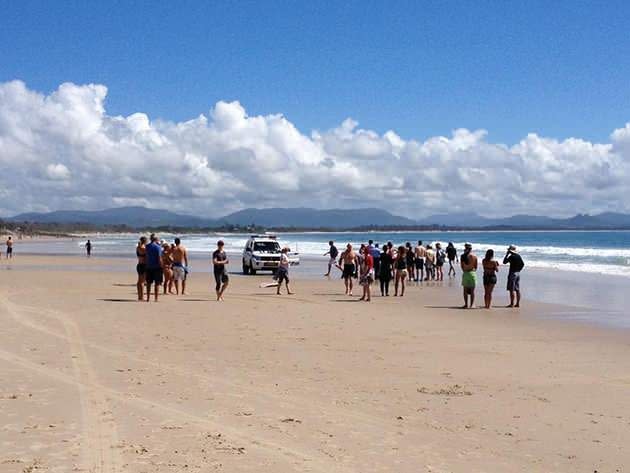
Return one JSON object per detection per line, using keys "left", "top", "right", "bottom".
{"left": 276, "top": 247, "right": 293, "bottom": 295}
{"left": 425, "top": 244, "right": 435, "bottom": 281}
{"left": 323, "top": 240, "right": 339, "bottom": 276}
{"left": 415, "top": 241, "right": 426, "bottom": 282}
{"left": 446, "top": 242, "right": 458, "bottom": 277}
{"left": 435, "top": 243, "right": 446, "bottom": 281}
{"left": 379, "top": 245, "right": 393, "bottom": 296}
{"left": 359, "top": 245, "right": 374, "bottom": 302}
{"left": 136, "top": 236, "right": 147, "bottom": 301}
{"left": 405, "top": 242, "right": 416, "bottom": 281}
{"left": 503, "top": 245, "right": 525, "bottom": 308}
{"left": 171, "top": 237, "right": 189, "bottom": 295}
{"left": 212, "top": 240, "right": 229, "bottom": 301}
{"left": 394, "top": 246, "right": 408, "bottom": 297}
{"left": 369, "top": 240, "right": 381, "bottom": 279}
{"left": 460, "top": 243, "right": 478, "bottom": 309}
{"left": 85, "top": 239, "right": 92, "bottom": 257}
{"left": 482, "top": 249, "right": 499, "bottom": 309}
{"left": 6, "top": 236, "right": 13, "bottom": 259}
{"left": 144, "top": 234, "right": 164, "bottom": 302}
{"left": 161, "top": 243, "right": 174, "bottom": 295}
{"left": 340, "top": 244, "right": 358, "bottom": 296}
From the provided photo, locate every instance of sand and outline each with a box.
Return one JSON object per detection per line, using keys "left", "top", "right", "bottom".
{"left": 1, "top": 255, "right": 629, "bottom": 472}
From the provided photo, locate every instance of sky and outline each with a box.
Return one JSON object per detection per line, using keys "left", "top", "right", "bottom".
{"left": 1, "top": 0, "right": 630, "bottom": 218}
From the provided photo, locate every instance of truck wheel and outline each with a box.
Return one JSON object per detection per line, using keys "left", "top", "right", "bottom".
{"left": 242, "top": 260, "right": 249, "bottom": 275}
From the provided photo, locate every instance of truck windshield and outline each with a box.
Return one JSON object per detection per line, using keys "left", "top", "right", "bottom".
{"left": 254, "top": 241, "right": 280, "bottom": 253}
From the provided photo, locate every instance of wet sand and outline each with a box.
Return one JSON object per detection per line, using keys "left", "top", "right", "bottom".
{"left": 1, "top": 255, "right": 629, "bottom": 472}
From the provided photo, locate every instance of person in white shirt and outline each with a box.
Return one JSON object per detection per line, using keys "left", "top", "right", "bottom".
{"left": 277, "top": 247, "right": 293, "bottom": 295}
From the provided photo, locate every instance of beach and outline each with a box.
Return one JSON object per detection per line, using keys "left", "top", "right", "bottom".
{"left": 1, "top": 254, "right": 629, "bottom": 472}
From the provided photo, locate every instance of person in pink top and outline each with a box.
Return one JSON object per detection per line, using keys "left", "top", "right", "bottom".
{"left": 359, "top": 245, "right": 374, "bottom": 302}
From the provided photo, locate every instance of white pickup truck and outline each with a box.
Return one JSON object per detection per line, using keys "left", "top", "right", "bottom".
{"left": 241, "top": 235, "right": 300, "bottom": 275}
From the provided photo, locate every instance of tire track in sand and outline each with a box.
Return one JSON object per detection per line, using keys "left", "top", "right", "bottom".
{"left": 0, "top": 296, "right": 123, "bottom": 473}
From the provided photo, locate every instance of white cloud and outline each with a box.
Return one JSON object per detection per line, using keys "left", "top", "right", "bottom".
{"left": 1, "top": 79, "right": 629, "bottom": 218}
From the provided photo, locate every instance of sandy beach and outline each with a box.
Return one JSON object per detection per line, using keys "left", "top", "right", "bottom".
{"left": 1, "top": 255, "right": 629, "bottom": 472}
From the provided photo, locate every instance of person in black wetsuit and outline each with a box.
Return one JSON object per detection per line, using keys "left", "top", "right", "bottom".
{"left": 379, "top": 245, "right": 393, "bottom": 296}
{"left": 213, "top": 240, "right": 229, "bottom": 301}
{"left": 85, "top": 239, "right": 92, "bottom": 257}
{"left": 503, "top": 245, "right": 524, "bottom": 308}
{"left": 446, "top": 242, "right": 458, "bottom": 277}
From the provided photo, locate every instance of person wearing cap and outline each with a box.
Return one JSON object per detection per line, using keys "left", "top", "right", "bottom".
{"left": 503, "top": 245, "right": 524, "bottom": 308}
{"left": 460, "top": 243, "right": 478, "bottom": 308}
{"left": 212, "top": 240, "right": 229, "bottom": 301}
{"left": 276, "top": 247, "right": 293, "bottom": 295}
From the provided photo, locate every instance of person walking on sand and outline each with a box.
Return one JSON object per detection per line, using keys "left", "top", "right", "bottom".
{"left": 394, "top": 246, "right": 408, "bottom": 297}
{"left": 136, "top": 236, "right": 147, "bottom": 301}
{"left": 85, "top": 239, "right": 92, "bottom": 257}
{"left": 6, "top": 236, "right": 13, "bottom": 259}
{"left": 171, "top": 237, "right": 189, "bottom": 295}
{"left": 323, "top": 240, "right": 339, "bottom": 276}
{"left": 359, "top": 245, "right": 374, "bottom": 302}
{"left": 340, "top": 244, "right": 358, "bottom": 296}
{"left": 446, "top": 242, "right": 458, "bottom": 277}
{"left": 276, "top": 247, "right": 293, "bottom": 295}
{"left": 145, "top": 234, "right": 164, "bottom": 302}
{"left": 460, "top": 243, "right": 478, "bottom": 309}
{"left": 503, "top": 245, "right": 525, "bottom": 308}
{"left": 414, "top": 241, "right": 426, "bottom": 282}
{"left": 212, "top": 240, "right": 229, "bottom": 301}
{"left": 482, "top": 249, "right": 499, "bottom": 309}
{"left": 379, "top": 245, "right": 393, "bottom": 296}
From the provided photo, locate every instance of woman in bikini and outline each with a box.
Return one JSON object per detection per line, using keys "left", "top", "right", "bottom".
{"left": 482, "top": 249, "right": 499, "bottom": 309}
{"left": 161, "top": 243, "right": 174, "bottom": 295}
{"left": 136, "top": 236, "right": 147, "bottom": 301}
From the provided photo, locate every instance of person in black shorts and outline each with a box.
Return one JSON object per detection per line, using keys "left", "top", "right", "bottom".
{"left": 213, "top": 240, "right": 229, "bottom": 301}
{"left": 503, "top": 245, "right": 524, "bottom": 308}
{"left": 144, "top": 234, "right": 163, "bottom": 302}
{"left": 136, "top": 236, "right": 147, "bottom": 301}
{"left": 324, "top": 240, "right": 339, "bottom": 276}
{"left": 482, "top": 249, "right": 499, "bottom": 309}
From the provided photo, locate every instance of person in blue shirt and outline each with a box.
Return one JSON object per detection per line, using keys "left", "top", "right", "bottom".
{"left": 144, "top": 233, "right": 164, "bottom": 302}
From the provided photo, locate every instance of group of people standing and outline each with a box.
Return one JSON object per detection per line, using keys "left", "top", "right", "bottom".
{"left": 135, "top": 234, "right": 190, "bottom": 302}
{"left": 326, "top": 240, "right": 524, "bottom": 309}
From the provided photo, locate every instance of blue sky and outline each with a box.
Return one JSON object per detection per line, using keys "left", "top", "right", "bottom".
{"left": 2, "top": 0, "right": 630, "bottom": 144}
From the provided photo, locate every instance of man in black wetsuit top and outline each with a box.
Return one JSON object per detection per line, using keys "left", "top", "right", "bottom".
{"left": 213, "top": 240, "right": 229, "bottom": 301}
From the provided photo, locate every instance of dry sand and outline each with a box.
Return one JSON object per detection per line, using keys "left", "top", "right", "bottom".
{"left": 1, "top": 255, "right": 629, "bottom": 472}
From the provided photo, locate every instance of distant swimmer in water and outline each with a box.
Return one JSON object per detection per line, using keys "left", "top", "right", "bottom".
{"left": 482, "top": 249, "right": 499, "bottom": 309}
{"left": 171, "top": 237, "right": 189, "bottom": 295}
{"left": 394, "top": 246, "right": 407, "bottom": 297}
{"left": 323, "top": 240, "right": 339, "bottom": 277}
{"left": 340, "top": 244, "right": 358, "bottom": 296}
{"left": 460, "top": 243, "right": 478, "bottom": 309}
{"left": 136, "top": 236, "right": 147, "bottom": 301}
{"left": 503, "top": 245, "right": 525, "bottom": 308}
{"left": 212, "top": 240, "right": 229, "bottom": 301}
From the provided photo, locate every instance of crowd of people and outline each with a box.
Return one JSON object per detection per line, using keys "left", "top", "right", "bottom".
{"left": 131, "top": 234, "right": 523, "bottom": 309}
{"left": 325, "top": 239, "right": 524, "bottom": 308}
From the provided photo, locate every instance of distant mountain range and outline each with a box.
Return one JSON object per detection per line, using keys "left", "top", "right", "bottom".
{"left": 6, "top": 206, "right": 630, "bottom": 230}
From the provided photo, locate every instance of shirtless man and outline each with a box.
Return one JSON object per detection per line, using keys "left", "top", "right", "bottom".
{"left": 6, "top": 236, "right": 13, "bottom": 259}
{"left": 460, "top": 243, "right": 478, "bottom": 309}
{"left": 171, "top": 237, "right": 189, "bottom": 295}
{"left": 340, "top": 243, "right": 358, "bottom": 296}
{"left": 414, "top": 240, "right": 426, "bottom": 282}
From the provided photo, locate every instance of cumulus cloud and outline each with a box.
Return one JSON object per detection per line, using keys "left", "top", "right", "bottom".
{"left": 0, "top": 79, "right": 629, "bottom": 218}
